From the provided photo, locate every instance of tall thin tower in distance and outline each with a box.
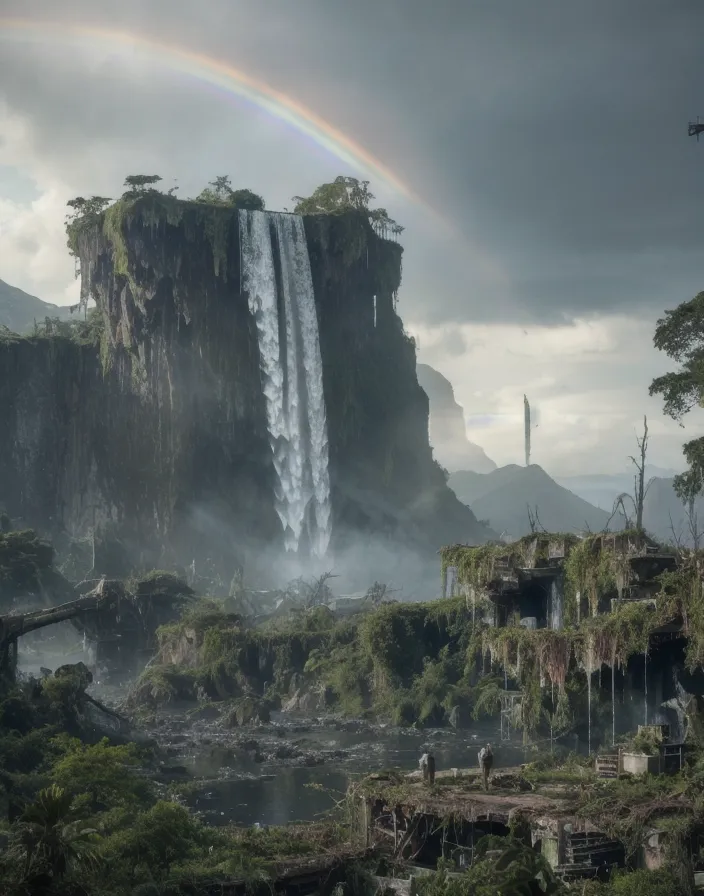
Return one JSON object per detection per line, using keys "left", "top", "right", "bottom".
{"left": 524, "top": 395, "right": 531, "bottom": 467}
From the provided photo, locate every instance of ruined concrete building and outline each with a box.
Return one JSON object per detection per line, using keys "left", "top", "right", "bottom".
{"left": 441, "top": 532, "right": 677, "bottom": 630}
{"left": 440, "top": 532, "right": 704, "bottom": 748}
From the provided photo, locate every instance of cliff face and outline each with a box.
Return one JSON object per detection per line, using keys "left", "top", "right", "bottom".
{"left": 0, "top": 194, "right": 490, "bottom": 583}
{"left": 416, "top": 364, "right": 496, "bottom": 474}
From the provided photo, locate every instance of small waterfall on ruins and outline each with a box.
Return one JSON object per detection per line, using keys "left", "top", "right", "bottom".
{"left": 239, "top": 209, "right": 332, "bottom": 557}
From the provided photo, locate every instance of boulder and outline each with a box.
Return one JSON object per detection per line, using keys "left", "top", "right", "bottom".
{"left": 224, "top": 697, "right": 270, "bottom": 727}
{"left": 54, "top": 662, "right": 93, "bottom": 690}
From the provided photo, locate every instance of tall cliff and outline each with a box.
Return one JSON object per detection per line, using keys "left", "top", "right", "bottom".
{"left": 0, "top": 193, "right": 491, "bottom": 587}
{"left": 416, "top": 364, "right": 496, "bottom": 474}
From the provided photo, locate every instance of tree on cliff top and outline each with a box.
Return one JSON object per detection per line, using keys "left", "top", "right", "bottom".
{"left": 195, "top": 175, "right": 265, "bottom": 210}
{"left": 293, "top": 175, "right": 373, "bottom": 214}
{"left": 65, "top": 196, "right": 112, "bottom": 264}
{"left": 293, "top": 175, "right": 404, "bottom": 240}
{"left": 650, "top": 291, "right": 704, "bottom": 501}
{"left": 123, "top": 174, "right": 163, "bottom": 195}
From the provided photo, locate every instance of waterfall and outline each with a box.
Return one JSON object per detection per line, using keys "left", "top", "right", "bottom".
{"left": 239, "top": 210, "right": 332, "bottom": 557}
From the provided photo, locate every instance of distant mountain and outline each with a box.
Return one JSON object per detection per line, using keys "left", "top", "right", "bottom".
{"left": 642, "top": 477, "right": 704, "bottom": 547}
{"left": 448, "top": 464, "right": 625, "bottom": 539}
{"left": 0, "top": 278, "right": 73, "bottom": 334}
{"left": 416, "top": 363, "right": 497, "bottom": 474}
{"left": 556, "top": 467, "right": 679, "bottom": 512}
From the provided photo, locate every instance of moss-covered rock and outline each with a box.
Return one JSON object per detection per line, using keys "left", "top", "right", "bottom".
{"left": 223, "top": 696, "right": 271, "bottom": 727}
{"left": 124, "top": 664, "right": 197, "bottom": 709}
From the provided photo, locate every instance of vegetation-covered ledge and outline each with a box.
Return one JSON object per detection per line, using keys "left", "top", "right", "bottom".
{"left": 64, "top": 174, "right": 404, "bottom": 384}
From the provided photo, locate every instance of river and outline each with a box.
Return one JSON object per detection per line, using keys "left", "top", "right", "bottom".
{"left": 180, "top": 715, "right": 533, "bottom": 827}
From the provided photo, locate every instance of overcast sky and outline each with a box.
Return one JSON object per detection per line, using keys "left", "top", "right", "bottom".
{"left": 1, "top": 0, "right": 704, "bottom": 476}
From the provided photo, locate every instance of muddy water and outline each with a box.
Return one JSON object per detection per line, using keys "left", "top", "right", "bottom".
{"left": 182, "top": 716, "right": 530, "bottom": 827}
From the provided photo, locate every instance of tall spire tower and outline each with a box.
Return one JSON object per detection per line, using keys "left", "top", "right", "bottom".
{"left": 524, "top": 394, "right": 531, "bottom": 467}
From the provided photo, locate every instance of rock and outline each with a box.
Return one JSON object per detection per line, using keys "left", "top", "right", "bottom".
{"left": 448, "top": 706, "right": 464, "bottom": 729}
{"left": 298, "top": 691, "right": 319, "bottom": 713}
{"left": 224, "top": 697, "right": 271, "bottom": 728}
{"left": 283, "top": 690, "right": 302, "bottom": 712}
{"left": 302, "top": 753, "right": 325, "bottom": 767}
{"left": 54, "top": 662, "right": 93, "bottom": 689}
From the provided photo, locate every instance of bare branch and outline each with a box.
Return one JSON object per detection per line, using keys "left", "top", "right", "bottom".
{"left": 527, "top": 504, "right": 547, "bottom": 534}
{"left": 627, "top": 416, "right": 649, "bottom": 531}
{"left": 668, "top": 511, "right": 684, "bottom": 551}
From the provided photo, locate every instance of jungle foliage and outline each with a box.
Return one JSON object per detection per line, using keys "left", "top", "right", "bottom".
{"left": 293, "top": 175, "right": 404, "bottom": 240}
{"left": 0, "top": 677, "right": 351, "bottom": 895}
{"left": 650, "top": 290, "right": 704, "bottom": 502}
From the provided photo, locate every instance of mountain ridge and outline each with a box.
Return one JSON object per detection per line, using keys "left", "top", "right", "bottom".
{"left": 449, "top": 463, "right": 625, "bottom": 538}
{"left": 0, "top": 278, "right": 73, "bottom": 334}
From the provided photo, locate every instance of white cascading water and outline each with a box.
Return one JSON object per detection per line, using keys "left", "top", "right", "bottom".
{"left": 239, "top": 209, "right": 332, "bottom": 557}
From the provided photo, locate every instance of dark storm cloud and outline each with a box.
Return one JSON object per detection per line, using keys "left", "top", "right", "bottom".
{"left": 2, "top": 0, "right": 704, "bottom": 324}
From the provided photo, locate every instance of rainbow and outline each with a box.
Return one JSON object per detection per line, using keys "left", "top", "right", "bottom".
{"left": 0, "top": 18, "right": 416, "bottom": 204}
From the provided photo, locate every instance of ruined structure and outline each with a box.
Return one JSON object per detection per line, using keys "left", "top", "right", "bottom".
{"left": 0, "top": 194, "right": 490, "bottom": 585}
{"left": 440, "top": 533, "right": 704, "bottom": 748}
{"left": 441, "top": 532, "right": 677, "bottom": 628}
{"left": 0, "top": 581, "right": 120, "bottom": 681}
{"left": 354, "top": 767, "right": 700, "bottom": 884}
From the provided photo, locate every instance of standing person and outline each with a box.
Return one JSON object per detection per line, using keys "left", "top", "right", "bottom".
{"left": 478, "top": 743, "right": 493, "bottom": 791}
{"left": 419, "top": 752, "right": 429, "bottom": 782}
{"left": 427, "top": 751, "right": 436, "bottom": 785}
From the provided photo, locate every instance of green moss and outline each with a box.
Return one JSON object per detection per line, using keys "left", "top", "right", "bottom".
{"left": 563, "top": 534, "right": 632, "bottom": 618}
{"left": 656, "top": 557, "right": 704, "bottom": 670}
{"left": 443, "top": 532, "right": 672, "bottom": 630}
{"left": 130, "top": 570, "right": 193, "bottom": 601}
{"left": 197, "top": 204, "right": 233, "bottom": 280}
{"left": 100, "top": 193, "right": 235, "bottom": 285}
{"left": 125, "top": 664, "right": 197, "bottom": 709}
{"left": 102, "top": 200, "right": 133, "bottom": 279}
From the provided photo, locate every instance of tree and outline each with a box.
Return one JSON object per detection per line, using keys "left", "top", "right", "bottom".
{"left": 364, "top": 582, "right": 397, "bottom": 606}
{"left": 293, "top": 176, "right": 373, "bottom": 214}
{"left": 195, "top": 177, "right": 265, "bottom": 210}
{"left": 50, "top": 738, "right": 152, "bottom": 812}
{"left": 630, "top": 416, "right": 653, "bottom": 531}
{"left": 610, "top": 416, "right": 653, "bottom": 532}
{"left": 229, "top": 187, "right": 265, "bottom": 210}
{"left": 8, "top": 784, "right": 100, "bottom": 881}
{"left": 65, "top": 196, "right": 112, "bottom": 220}
{"left": 209, "top": 175, "right": 233, "bottom": 201}
{"left": 64, "top": 196, "right": 112, "bottom": 265}
{"left": 526, "top": 505, "right": 546, "bottom": 534}
{"left": 116, "top": 801, "right": 204, "bottom": 879}
{"left": 122, "top": 174, "right": 163, "bottom": 195}
{"left": 650, "top": 292, "right": 704, "bottom": 501}
{"left": 292, "top": 175, "right": 403, "bottom": 240}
